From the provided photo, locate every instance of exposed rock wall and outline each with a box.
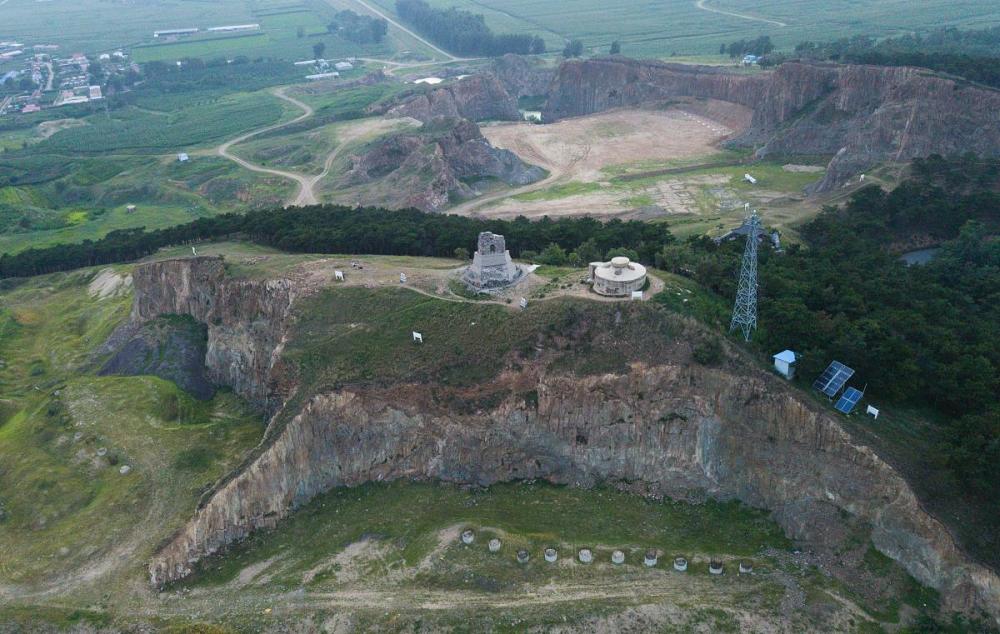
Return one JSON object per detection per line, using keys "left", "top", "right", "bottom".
{"left": 490, "top": 53, "right": 555, "bottom": 98}
{"left": 381, "top": 74, "right": 520, "bottom": 123}
{"left": 127, "top": 257, "right": 296, "bottom": 412}
{"left": 149, "top": 361, "right": 1000, "bottom": 620}
{"left": 344, "top": 117, "right": 544, "bottom": 211}
{"left": 133, "top": 262, "right": 1000, "bottom": 621}
{"left": 542, "top": 57, "right": 1000, "bottom": 191}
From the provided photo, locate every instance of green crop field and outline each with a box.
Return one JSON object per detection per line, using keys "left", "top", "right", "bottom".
{"left": 0, "top": 88, "right": 301, "bottom": 255}
{"left": 0, "top": 0, "right": 257, "bottom": 56}
{"left": 36, "top": 92, "right": 284, "bottom": 154}
{"left": 366, "top": 0, "right": 1000, "bottom": 58}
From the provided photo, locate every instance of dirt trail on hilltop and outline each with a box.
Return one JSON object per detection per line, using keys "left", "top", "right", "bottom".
{"left": 216, "top": 87, "right": 315, "bottom": 206}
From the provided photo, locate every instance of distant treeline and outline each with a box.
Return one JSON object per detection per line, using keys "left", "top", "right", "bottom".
{"left": 327, "top": 10, "right": 388, "bottom": 44}
{"left": 0, "top": 207, "right": 671, "bottom": 279}
{"left": 395, "top": 0, "right": 545, "bottom": 57}
{"left": 720, "top": 35, "right": 774, "bottom": 59}
{"left": 139, "top": 57, "right": 301, "bottom": 94}
{"left": 783, "top": 28, "right": 1000, "bottom": 88}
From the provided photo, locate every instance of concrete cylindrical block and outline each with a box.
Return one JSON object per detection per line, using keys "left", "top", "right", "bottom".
{"left": 739, "top": 561, "right": 753, "bottom": 574}
{"left": 611, "top": 550, "right": 625, "bottom": 565}
{"left": 673, "top": 557, "right": 688, "bottom": 572}
{"left": 488, "top": 538, "right": 501, "bottom": 553}
{"left": 709, "top": 560, "right": 724, "bottom": 575}
{"left": 578, "top": 548, "right": 593, "bottom": 564}
{"left": 544, "top": 548, "right": 558, "bottom": 563}
{"left": 643, "top": 549, "right": 658, "bottom": 567}
{"left": 516, "top": 549, "right": 530, "bottom": 564}
{"left": 461, "top": 529, "right": 475, "bottom": 545}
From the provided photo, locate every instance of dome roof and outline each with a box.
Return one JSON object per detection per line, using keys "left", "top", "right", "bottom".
{"left": 593, "top": 257, "right": 646, "bottom": 283}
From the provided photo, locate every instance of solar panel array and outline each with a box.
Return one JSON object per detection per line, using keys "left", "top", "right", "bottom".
{"left": 813, "top": 361, "right": 855, "bottom": 397}
{"left": 834, "top": 387, "right": 863, "bottom": 414}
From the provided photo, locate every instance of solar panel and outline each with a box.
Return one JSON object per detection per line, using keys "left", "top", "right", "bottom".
{"left": 813, "top": 361, "right": 855, "bottom": 397}
{"left": 834, "top": 387, "right": 863, "bottom": 414}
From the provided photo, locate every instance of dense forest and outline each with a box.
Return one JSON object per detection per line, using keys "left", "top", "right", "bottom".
{"left": 658, "top": 155, "right": 1000, "bottom": 499}
{"left": 782, "top": 27, "right": 1000, "bottom": 88}
{"left": 0, "top": 207, "right": 669, "bottom": 279}
{"left": 395, "top": 0, "right": 545, "bottom": 56}
{"left": 326, "top": 10, "right": 388, "bottom": 45}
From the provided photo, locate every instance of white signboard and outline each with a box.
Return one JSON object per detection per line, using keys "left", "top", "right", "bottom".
{"left": 631, "top": 291, "right": 643, "bottom": 301}
{"left": 335, "top": 270, "right": 344, "bottom": 281}
{"left": 400, "top": 273, "right": 407, "bottom": 284}
{"left": 412, "top": 331, "right": 423, "bottom": 343}
{"left": 866, "top": 405, "right": 879, "bottom": 419}
{"left": 519, "top": 297, "right": 528, "bottom": 309}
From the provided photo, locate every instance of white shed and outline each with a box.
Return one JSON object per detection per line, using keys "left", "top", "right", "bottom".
{"left": 773, "top": 349, "right": 796, "bottom": 379}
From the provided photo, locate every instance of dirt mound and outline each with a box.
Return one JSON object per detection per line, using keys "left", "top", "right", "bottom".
{"left": 374, "top": 74, "right": 520, "bottom": 123}
{"left": 342, "top": 117, "right": 544, "bottom": 211}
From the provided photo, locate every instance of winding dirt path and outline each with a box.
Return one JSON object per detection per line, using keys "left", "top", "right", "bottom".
{"left": 694, "top": 0, "right": 787, "bottom": 27}
{"left": 217, "top": 87, "right": 316, "bottom": 205}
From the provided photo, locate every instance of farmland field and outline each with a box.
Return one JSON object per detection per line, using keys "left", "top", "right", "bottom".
{"left": 0, "top": 0, "right": 430, "bottom": 69}
{"left": 365, "top": 0, "right": 1000, "bottom": 57}
{"left": 0, "top": 87, "right": 302, "bottom": 255}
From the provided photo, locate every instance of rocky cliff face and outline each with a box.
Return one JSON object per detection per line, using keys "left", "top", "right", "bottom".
{"left": 133, "top": 261, "right": 1000, "bottom": 622}
{"left": 490, "top": 53, "right": 555, "bottom": 98}
{"left": 542, "top": 57, "right": 1000, "bottom": 191}
{"left": 343, "top": 117, "right": 544, "bottom": 211}
{"left": 380, "top": 74, "right": 521, "bottom": 123}
{"left": 124, "top": 257, "right": 296, "bottom": 412}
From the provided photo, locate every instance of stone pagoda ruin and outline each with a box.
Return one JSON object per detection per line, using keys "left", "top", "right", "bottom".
{"left": 461, "top": 231, "right": 524, "bottom": 290}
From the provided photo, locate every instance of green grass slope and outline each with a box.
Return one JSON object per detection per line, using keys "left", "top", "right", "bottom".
{"left": 0, "top": 268, "right": 263, "bottom": 588}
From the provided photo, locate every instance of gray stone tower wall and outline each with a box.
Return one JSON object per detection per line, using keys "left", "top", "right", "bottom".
{"left": 462, "top": 231, "right": 521, "bottom": 289}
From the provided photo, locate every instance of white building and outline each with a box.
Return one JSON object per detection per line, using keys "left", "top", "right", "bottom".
{"left": 590, "top": 257, "right": 647, "bottom": 297}
{"left": 206, "top": 24, "right": 260, "bottom": 33}
{"left": 334, "top": 61, "right": 353, "bottom": 71}
{"left": 773, "top": 350, "right": 796, "bottom": 379}
{"left": 177, "top": 152, "right": 190, "bottom": 162}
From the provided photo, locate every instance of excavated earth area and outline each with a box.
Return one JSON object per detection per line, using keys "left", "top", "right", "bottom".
{"left": 461, "top": 104, "right": 750, "bottom": 219}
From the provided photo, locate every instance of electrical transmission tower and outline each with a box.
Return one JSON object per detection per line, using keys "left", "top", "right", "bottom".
{"left": 729, "top": 209, "right": 761, "bottom": 341}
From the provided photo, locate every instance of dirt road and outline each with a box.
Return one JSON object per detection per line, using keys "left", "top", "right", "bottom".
{"left": 217, "top": 87, "right": 418, "bottom": 207}
{"left": 450, "top": 107, "right": 744, "bottom": 218}
{"left": 338, "top": 0, "right": 460, "bottom": 61}
{"left": 694, "top": 0, "right": 787, "bottom": 27}
{"left": 217, "top": 87, "right": 316, "bottom": 205}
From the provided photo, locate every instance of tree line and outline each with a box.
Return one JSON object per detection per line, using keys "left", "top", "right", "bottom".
{"left": 720, "top": 35, "right": 774, "bottom": 59}
{"left": 0, "top": 206, "right": 671, "bottom": 279}
{"left": 327, "top": 10, "right": 388, "bottom": 45}
{"left": 780, "top": 28, "right": 1000, "bottom": 88}
{"left": 656, "top": 155, "right": 999, "bottom": 500}
{"left": 395, "top": 0, "right": 545, "bottom": 56}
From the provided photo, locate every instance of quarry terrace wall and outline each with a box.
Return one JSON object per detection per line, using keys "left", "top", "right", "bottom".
{"left": 127, "top": 256, "right": 296, "bottom": 413}
{"left": 541, "top": 57, "right": 1000, "bottom": 191}
{"left": 133, "top": 257, "right": 1000, "bottom": 622}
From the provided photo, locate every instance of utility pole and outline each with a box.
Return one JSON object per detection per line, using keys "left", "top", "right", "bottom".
{"left": 729, "top": 209, "right": 761, "bottom": 341}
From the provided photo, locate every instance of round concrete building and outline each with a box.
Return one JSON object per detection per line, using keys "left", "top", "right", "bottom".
{"left": 589, "top": 257, "right": 647, "bottom": 297}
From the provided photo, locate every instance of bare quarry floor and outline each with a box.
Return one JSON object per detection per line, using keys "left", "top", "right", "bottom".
{"left": 449, "top": 104, "right": 853, "bottom": 241}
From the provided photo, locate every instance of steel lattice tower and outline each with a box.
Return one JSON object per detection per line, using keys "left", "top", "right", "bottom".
{"left": 729, "top": 210, "right": 761, "bottom": 341}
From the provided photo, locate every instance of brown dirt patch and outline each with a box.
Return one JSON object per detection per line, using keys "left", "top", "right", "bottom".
{"left": 452, "top": 103, "right": 750, "bottom": 219}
